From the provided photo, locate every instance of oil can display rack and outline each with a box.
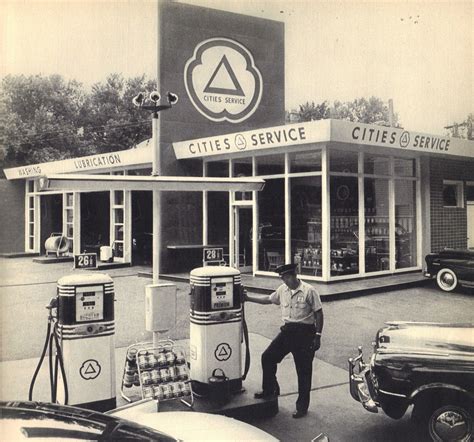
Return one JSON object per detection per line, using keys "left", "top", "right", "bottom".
{"left": 120, "top": 339, "right": 194, "bottom": 408}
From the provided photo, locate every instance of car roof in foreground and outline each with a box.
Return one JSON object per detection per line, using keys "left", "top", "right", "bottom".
{"left": 111, "top": 400, "right": 278, "bottom": 441}
{"left": 0, "top": 401, "right": 177, "bottom": 441}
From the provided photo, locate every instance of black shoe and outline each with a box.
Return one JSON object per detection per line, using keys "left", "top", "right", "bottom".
{"left": 254, "top": 390, "right": 278, "bottom": 399}
{"left": 292, "top": 410, "right": 308, "bottom": 419}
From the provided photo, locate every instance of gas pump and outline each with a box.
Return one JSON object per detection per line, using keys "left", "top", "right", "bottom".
{"left": 29, "top": 273, "right": 116, "bottom": 412}
{"left": 189, "top": 266, "right": 250, "bottom": 396}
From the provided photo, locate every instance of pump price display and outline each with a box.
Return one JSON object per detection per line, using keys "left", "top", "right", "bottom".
{"left": 74, "top": 253, "right": 97, "bottom": 269}
{"left": 76, "top": 285, "right": 104, "bottom": 322}
{"left": 210, "top": 277, "right": 234, "bottom": 310}
{"left": 203, "top": 247, "right": 223, "bottom": 264}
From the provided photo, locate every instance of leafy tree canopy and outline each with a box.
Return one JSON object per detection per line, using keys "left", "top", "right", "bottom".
{"left": 0, "top": 73, "right": 157, "bottom": 172}
{"left": 291, "top": 96, "right": 400, "bottom": 127}
{"left": 445, "top": 113, "right": 473, "bottom": 140}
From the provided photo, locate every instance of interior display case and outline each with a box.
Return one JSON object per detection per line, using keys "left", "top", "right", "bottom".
{"left": 295, "top": 243, "right": 322, "bottom": 276}
{"left": 329, "top": 212, "right": 359, "bottom": 275}
{"left": 291, "top": 177, "right": 323, "bottom": 276}
{"left": 330, "top": 175, "right": 359, "bottom": 276}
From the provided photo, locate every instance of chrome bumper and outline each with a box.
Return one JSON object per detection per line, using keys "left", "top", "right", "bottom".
{"left": 348, "top": 347, "right": 378, "bottom": 413}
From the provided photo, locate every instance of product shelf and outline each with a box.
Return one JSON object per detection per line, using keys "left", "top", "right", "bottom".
{"left": 120, "top": 340, "right": 193, "bottom": 409}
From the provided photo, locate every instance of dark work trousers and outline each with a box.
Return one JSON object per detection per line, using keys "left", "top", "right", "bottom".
{"left": 261, "top": 322, "right": 316, "bottom": 412}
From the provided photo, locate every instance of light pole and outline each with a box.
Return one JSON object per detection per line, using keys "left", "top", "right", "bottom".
{"left": 132, "top": 91, "right": 178, "bottom": 284}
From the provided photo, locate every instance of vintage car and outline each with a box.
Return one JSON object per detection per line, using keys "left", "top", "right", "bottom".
{"left": 424, "top": 249, "right": 474, "bottom": 292}
{"left": 349, "top": 321, "right": 474, "bottom": 442}
{"left": 0, "top": 400, "right": 278, "bottom": 441}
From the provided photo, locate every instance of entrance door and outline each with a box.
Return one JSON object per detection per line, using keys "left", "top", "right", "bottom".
{"left": 467, "top": 203, "right": 474, "bottom": 249}
{"left": 232, "top": 206, "right": 253, "bottom": 273}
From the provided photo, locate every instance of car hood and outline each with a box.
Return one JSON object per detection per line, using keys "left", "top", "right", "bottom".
{"left": 376, "top": 322, "right": 474, "bottom": 357}
{"left": 111, "top": 401, "right": 278, "bottom": 441}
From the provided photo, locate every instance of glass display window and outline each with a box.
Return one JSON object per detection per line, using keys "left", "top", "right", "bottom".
{"left": 442, "top": 180, "right": 464, "bottom": 208}
{"left": 208, "top": 192, "right": 229, "bottom": 246}
{"left": 364, "top": 178, "right": 390, "bottom": 273}
{"left": 258, "top": 179, "right": 285, "bottom": 272}
{"left": 128, "top": 168, "right": 153, "bottom": 176}
{"left": 330, "top": 176, "right": 359, "bottom": 276}
{"left": 232, "top": 158, "right": 253, "bottom": 201}
{"left": 291, "top": 176, "right": 322, "bottom": 276}
{"left": 114, "top": 191, "right": 124, "bottom": 206}
{"left": 466, "top": 183, "right": 474, "bottom": 202}
{"left": 395, "top": 180, "right": 417, "bottom": 269}
{"left": 394, "top": 158, "right": 416, "bottom": 177}
{"left": 206, "top": 160, "right": 229, "bottom": 177}
{"left": 329, "top": 150, "right": 358, "bottom": 173}
{"left": 256, "top": 154, "right": 285, "bottom": 175}
{"left": 63, "top": 192, "right": 75, "bottom": 254}
{"left": 232, "top": 158, "right": 252, "bottom": 177}
{"left": 364, "top": 154, "right": 390, "bottom": 175}
{"left": 289, "top": 150, "right": 321, "bottom": 173}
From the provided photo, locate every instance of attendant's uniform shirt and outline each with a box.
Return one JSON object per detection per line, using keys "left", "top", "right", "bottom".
{"left": 269, "top": 280, "right": 322, "bottom": 325}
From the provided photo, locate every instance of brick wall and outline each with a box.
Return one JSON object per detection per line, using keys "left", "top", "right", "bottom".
{"left": 0, "top": 179, "right": 25, "bottom": 254}
{"left": 429, "top": 157, "right": 474, "bottom": 251}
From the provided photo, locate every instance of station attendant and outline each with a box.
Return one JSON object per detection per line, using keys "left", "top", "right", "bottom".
{"left": 245, "top": 263, "right": 324, "bottom": 418}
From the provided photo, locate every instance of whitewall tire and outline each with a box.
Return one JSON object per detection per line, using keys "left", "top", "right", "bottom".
{"left": 436, "top": 268, "right": 458, "bottom": 292}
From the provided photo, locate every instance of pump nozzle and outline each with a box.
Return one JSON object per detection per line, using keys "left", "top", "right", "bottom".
{"left": 240, "top": 286, "right": 248, "bottom": 304}
{"left": 46, "top": 297, "right": 58, "bottom": 310}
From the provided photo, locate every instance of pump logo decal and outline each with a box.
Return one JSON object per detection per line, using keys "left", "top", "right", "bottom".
{"left": 214, "top": 343, "right": 232, "bottom": 361}
{"left": 79, "top": 359, "right": 101, "bottom": 380}
{"left": 185, "top": 38, "right": 263, "bottom": 123}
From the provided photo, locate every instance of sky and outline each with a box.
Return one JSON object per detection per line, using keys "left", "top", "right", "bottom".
{"left": 1, "top": 0, "right": 472, "bottom": 135}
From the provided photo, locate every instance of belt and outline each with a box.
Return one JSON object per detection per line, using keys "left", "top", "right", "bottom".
{"left": 281, "top": 322, "right": 315, "bottom": 332}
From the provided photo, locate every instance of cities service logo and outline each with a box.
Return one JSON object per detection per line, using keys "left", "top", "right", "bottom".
{"left": 185, "top": 38, "right": 262, "bottom": 123}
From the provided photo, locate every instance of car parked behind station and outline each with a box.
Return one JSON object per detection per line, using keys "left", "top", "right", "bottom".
{"left": 424, "top": 249, "right": 474, "bottom": 292}
{"left": 349, "top": 321, "right": 474, "bottom": 442}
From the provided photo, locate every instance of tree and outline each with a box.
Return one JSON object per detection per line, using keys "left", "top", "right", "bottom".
{"left": 296, "top": 101, "right": 330, "bottom": 122}
{"left": 81, "top": 74, "right": 156, "bottom": 154}
{"left": 0, "top": 74, "right": 87, "bottom": 168}
{"left": 331, "top": 97, "right": 399, "bottom": 126}
{"left": 0, "top": 73, "right": 157, "bottom": 173}
{"left": 445, "top": 113, "right": 473, "bottom": 140}
{"left": 291, "top": 96, "right": 400, "bottom": 127}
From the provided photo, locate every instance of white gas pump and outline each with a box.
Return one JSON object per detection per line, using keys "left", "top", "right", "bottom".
{"left": 189, "top": 266, "right": 250, "bottom": 396}
{"left": 29, "top": 273, "right": 116, "bottom": 412}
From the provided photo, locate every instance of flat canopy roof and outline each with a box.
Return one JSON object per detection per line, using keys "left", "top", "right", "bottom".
{"left": 37, "top": 174, "right": 265, "bottom": 193}
{"left": 3, "top": 140, "right": 152, "bottom": 180}
{"left": 172, "top": 119, "right": 474, "bottom": 160}
{"left": 4, "top": 119, "right": 473, "bottom": 181}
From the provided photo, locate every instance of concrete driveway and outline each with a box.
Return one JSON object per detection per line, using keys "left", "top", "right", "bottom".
{"left": 1, "top": 257, "right": 471, "bottom": 441}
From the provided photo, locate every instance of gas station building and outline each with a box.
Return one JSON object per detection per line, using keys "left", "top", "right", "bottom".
{"left": 3, "top": 118, "right": 474, "bottom": 282}
{"left": 2, "top": 1, "right": 474, "bottom": 282}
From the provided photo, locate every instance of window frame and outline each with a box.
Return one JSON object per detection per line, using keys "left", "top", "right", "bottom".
{"left": 442, "top": 180, "right": 464, "bottom": 208}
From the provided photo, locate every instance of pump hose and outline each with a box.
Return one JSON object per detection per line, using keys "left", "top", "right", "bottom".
{"left": 49, "top": 332, "right": 56, "bottom": 401}
{"left": 28, "top": 317, "right": 68, "bottom": 404}
{"left": 241, "top": 294, "right": 251, "bottom": 381}
{"left": 29, "top": 319, "right": 52, "bottom": 401}
{"left": 52, "top": 322, "right": 68, "bottom": 405}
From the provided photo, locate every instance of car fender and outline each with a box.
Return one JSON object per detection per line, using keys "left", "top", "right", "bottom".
{"left": 409, "top": 382, "right": 473, "bottom": 404}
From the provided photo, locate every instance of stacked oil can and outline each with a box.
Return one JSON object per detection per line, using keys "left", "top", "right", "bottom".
{"left": 121, "top": 340, "right": 193, "bottom": 407}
